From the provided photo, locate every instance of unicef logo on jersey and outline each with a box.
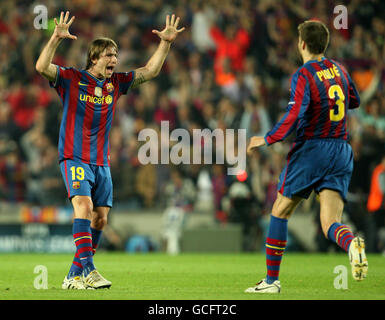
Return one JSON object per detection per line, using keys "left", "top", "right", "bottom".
{"left": 105, "top": 95, "right": 113, "bottom": 104}
{"left": 79, "top": 94, "right": 113, "bottom": 105}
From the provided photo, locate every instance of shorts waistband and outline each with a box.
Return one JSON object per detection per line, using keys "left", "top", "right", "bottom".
{"left": 297, "top": 138, "right": 347, "bottom": 144}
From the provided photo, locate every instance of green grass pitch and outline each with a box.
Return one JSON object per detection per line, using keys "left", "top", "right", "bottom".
{"left": 0, "top": 252, "right": 384, "bottom": 300}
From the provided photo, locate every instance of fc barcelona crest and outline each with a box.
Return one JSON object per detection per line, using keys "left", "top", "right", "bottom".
{"left": 106, "top": 83, "right": 114, "bottom": 93}
{"left": 72, "top": 181, "right": 80, "bottom": 189}
{"left": 94, "top": 87, "right": 103, "bottom": 97}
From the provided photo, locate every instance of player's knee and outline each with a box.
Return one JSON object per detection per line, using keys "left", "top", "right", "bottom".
{"left": 93, "top": 215, "right": 108, "bottom": 229}
{"left": 271, "top": 194, "right": 296, "bottom": 219}
{"left": 72, "top": 196, "right": 93, "bottom": 219}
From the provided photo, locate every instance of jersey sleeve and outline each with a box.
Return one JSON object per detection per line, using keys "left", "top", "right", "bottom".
{"left": 264, "top": 71, "right": 310, "bottom": 146}
{"left": 346, "top": 72, "right": 360, "bottom": 109}
{"left": 49, "top": 65, "right": 78, "bottom": 89}
{"left": 112, "top": 71, "right": 135, "bottom": 95}
{"left": 334, "top": 61, "right": 360, "bottom": 110}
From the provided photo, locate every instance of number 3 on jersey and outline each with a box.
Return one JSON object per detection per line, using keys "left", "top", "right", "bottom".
{"left": 328, "top": 84, "right": 345, "bottom": 122}
{"left": 70, "top": 166, "right": 85, "bottom": 181}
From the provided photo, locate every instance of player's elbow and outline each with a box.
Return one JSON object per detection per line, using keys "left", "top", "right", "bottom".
{"left": 148, "top": 68, "right": 159, "bottom": 79}
{"left": 35, "top": 62, "right": 45, "bottom": 74}
{"left": 144, "top": 64, "right": 161, "bottom": 80}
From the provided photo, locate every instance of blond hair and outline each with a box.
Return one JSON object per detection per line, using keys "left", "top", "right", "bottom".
{"left": 85, "top": 37, "right": 118, "bottom": 70}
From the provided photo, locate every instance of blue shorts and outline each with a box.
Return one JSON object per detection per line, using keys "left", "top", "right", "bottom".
{"left": 277, "top": 139, "right": 353, "bottom": 202}
{"left": 60, "top": 159, "right": 113, "bottom": 207}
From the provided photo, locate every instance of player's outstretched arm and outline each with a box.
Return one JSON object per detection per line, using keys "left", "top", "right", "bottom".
{"left": 131, "top": 14, "right": 185, "bottom": 88}
{"left": 35, "top": 11, "right": 77, "bottom": 82}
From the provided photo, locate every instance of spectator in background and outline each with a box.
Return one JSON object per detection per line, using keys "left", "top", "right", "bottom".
{"left": 240, "top": 97, "right": 271, "bottom": 139}
{"left": 217, "top": 97, "right": 241, "bottom": 129}
{"left": 0, "top": 101, "right": 20, "bottom": 142}
{"left": 153, "top": 93, "right": 178, "bottom": 130}
{"left": 0, "top": 140, "right": 25, "bottom": 203}
{"left": 6, "top": 84, "right": 51, "bottom": 133}
{"left": 160, "top": 165, "right": 196, "bottom": 255}
{"left": 110, "top": 135, "right": 141, "bottom": 209}
{"left": 39, "top": 145, "right": 67, "bottom": 206}
{"left": 367, "top": 155, "right": 385, "bottom": 253}
{"left": 20, "top": 126, "right": 52, "bottom": 205}
{"left": 136, "top": 163, "right": 157, "bottom": 208}
{"left": 210, "top": 20, "right": 250, "bottom": 74}
{"left": 211, "top": 163, "right": 228, "bottom": 222}
{"left": 163, "top": 167, "right": 196, "bottom": 210}
{"left": 191, "top": 1, "right": 216, "bottom": 53}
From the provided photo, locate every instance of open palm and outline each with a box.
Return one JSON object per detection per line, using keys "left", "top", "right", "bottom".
{"left": 152, "top": 14, "right": 185, "bottom": 43}
{"left": 53, "top": 11, "right": 77, "bottom": 40}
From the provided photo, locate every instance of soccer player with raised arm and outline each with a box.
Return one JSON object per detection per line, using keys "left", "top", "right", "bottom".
{"left": 245, "top": 20, "right": 367, "bottom": 293}
{"left": 36, "top": 11, "right": 185, "bottom": 289}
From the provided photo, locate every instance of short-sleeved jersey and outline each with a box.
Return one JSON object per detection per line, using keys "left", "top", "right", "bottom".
{"left": 50, "top": 66, "right": 135, "bottom": 166}
{"left": 265, "top": 57, "right": 360, "bottom": 145}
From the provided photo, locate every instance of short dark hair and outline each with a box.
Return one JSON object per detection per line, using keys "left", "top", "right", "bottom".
{"left": 298, "top": 20, "right": 330, "bottom": 54}
{"left": 86, "top": 37, "right": 118, "bottom": 70}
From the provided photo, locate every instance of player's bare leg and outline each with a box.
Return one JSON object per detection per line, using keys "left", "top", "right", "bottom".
{"left": 318, "top": 189, "right": 343, "bottom": 236}
{"left": 72, "top": 195, "right": 93, "bottom": 220}
{"left": 245, "top": 192, "right": 302, "bottom": 293}
{"left": 319, "top": 189, "right": 368, "bottom": 280}
{"left": 271, "top": 192, "right": 303, "bottom": 219}
{"left": 91, "top": 206, "right": 109, "bottom": 231}
{"left": 92, "top": 207, "right": 121, "bottom": 252}
{"left": 91, "top": 206, "right": 109, "bottom": 254}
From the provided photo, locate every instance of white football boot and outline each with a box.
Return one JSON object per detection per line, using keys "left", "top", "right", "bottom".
{"left": 349, "top": 237, "right": 368, "bottom": 281}
{"left": 245, "top": 279, "right": 281, "bottom": 293}
{"left": 62, "top": 275, "right": 88, "bottom": 290}
{"left": 82, "top": 269, "right": 112, "bottom": 289}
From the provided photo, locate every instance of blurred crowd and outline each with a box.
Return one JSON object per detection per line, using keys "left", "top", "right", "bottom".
{"left": 0, "top": 0, "right": 384, "bottom": 251}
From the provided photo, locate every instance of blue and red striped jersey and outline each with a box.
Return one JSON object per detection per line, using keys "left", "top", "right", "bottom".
{"left": 264, "top": 57, "right": 360, "bottom": 145}
{"left": 50, "top": 66, "right": 135, "bottom": 166}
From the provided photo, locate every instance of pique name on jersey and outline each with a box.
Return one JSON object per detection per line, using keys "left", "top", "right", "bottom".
{"left": 316, "top": 64, "right": 341, "bottom": 82}
{"left": 79, "top": 94, "right": 113, "bottom": 105}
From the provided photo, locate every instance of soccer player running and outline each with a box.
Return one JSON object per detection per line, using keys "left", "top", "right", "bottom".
{"left": 36, "top": 11, "right": 185, "bottom": 289}
{"left": 245, "top": 20, "right": 367, "bottom": 293}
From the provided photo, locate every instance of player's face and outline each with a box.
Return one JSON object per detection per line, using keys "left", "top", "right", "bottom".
{"left": 92, "top": 47, "right": 118, "bottom": 78}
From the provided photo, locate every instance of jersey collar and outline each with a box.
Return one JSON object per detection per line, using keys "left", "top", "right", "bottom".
{"left": 305, "top": 56, "right": 326, "bottom": 65}
{"left": 83, "top": 70, "right": 107, "bottom": 85}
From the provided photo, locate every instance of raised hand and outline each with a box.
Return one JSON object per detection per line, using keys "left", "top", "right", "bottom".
{"left": 152, "top": 14, "right": 185, "bottom": 43}
{"left": 53, "top": 11, "right": 77, "bottom": 40}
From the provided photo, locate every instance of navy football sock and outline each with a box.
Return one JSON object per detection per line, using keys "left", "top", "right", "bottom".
{"left": 91, "top": 227, "right": 103, "bottom": 255}
{"left": 265, "top": 215, "right": 288, "bottom": 284}
{"left": 67, "top": 250, "right": 83, "bottom": 278}
{"left": 327, "top": 222, "right": 354, "bottom": 252}
{"left": 73, "top": 218, "right": 95, "bottom": 277}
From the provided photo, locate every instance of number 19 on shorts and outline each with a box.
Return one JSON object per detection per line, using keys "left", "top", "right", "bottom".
{"left": 70, "top": 166, "right": 85, "bottom": 180}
